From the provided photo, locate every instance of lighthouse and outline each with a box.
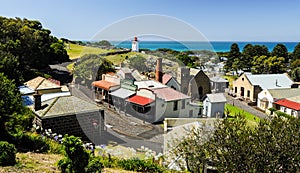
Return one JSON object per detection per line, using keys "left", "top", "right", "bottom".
{"left": 131, "top": 36, "right": 139, "bottom": 52}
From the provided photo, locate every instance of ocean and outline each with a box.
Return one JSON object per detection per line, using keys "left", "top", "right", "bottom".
{"left": 111, "top": 41, "right": 299, "bottom": 53}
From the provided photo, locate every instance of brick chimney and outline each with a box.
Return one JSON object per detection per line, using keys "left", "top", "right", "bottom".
{"left": 156, "top": 58, "right": 163, "bottom": 83}
{"left": 33, "top": 92, "right": 42, "bottom": 111}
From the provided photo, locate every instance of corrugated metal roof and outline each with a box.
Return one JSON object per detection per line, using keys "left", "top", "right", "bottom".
{"left": 22, "top": 92, "right": 71, "bottom": 106}
{"left": 135, "top": 80, "right": 167, "bottom": 89}
{"left": 162, "top": 74, "right": 173, "bottom": 84}
{"left": 24, "top": 76, "right": 61, "bottom": 90}
{"left": 246, "top": 74, "right": 293, "bottom": 90}
{"left": 274, "top": 99, "right": 300, "bottom": 111}
{"left": 110, "top": 88, "right": 135, "bottom": 99}
{"left": 268, "top": 88, "right": 300, "bottom": 99}
{"left": 206, "top": 93, "right": 227, "bottom": 103}
{"left": 92, "top": 80, "right": 119, "bottom": 90}
{"left": 127, "top": 95, "right": 154, "bottom": 106}
{"left": 152, "top": 87, "right": 190, "bottom": 101}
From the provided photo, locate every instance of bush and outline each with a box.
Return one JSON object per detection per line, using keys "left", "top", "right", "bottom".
{"left": 0, "top": 141, "right": 17, "bottom": 166}
{"left": 14, "top": 132, "right": 49, "bottom": 153}
{"left": 86, "top": 156, "right": 104, "bottom": 173}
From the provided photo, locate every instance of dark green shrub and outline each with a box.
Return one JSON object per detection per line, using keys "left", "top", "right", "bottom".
{"left": 86, "top": 156, "right": 104, "bottom": 173}
{"left": 15, "top": 132, "right": 49, "bottom": 153}
{"left": 58, "top": 135, "right": 89, "bottom": 173}
{"left": 0, "top": 141, "right": 16, "bottom": 166}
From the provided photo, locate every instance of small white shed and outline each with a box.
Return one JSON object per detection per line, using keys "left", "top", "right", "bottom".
{"left": 203, "top": 93, "right": 227, "bottom": 118}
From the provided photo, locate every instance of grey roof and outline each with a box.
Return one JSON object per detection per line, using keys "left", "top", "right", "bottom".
{"left": 110, "top": 88, "right": 135, "bottom": 99}
{"left": 287, "top": 95, "right": 300, "bottom": 103}
{"left": 246, "top": 73, "right": 293, "bottom": 90}
{"left": 268, "top": 88, "right": 300, "bottom": 99}
{"left": 206, "top": 93, "right": 227, "bottom": 103}
{"left": 210, "top": 76, "right": 228, "bottom": 83}
{"left": 34, "top": 95, "right": 100, "bottom": 119}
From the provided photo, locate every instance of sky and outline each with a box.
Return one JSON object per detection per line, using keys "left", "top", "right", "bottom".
{"left": 0, "top": 0, "right": 300, "bottom": 42}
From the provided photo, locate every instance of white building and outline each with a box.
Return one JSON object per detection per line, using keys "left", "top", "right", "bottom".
{"left": 131, "top": 36, "right": 139, "bottom": 52}
{"left": 257, "top": 88, "right": 300, "bottom": 112}
{"left": 203, "top": 93, "right": 227, "bottom": 118}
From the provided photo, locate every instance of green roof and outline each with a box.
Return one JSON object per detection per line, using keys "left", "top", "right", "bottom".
{"left": 33, "top": 95, "right": 101, "bottom": 119}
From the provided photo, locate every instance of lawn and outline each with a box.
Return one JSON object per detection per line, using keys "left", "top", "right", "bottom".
{"left": 66, "top": 43, "right": 109, "bottom": 59}
{"left": 105, "top": 52, "right": 149, "bottom": 65}
{"left": 225, "top": 104, "right": 260, "bottom": 126}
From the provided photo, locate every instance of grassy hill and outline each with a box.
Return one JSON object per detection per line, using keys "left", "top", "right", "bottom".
{"left": 0, "top": 152, "right": 138, "bottom": 173}
{"left": 66, "top": 43, "right": 110, "bottom": 59}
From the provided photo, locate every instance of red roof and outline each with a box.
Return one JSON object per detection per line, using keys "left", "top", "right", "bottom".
{"left": 162, "top": 74, "right": 172, "bottom": 84}
{"left": 275, "top": 99, "right": 300, "bottom": 111}
{"left": 92, "top": 80, "right": 119, "bottom": 90}
{"left": 127, "top": 95, "right": 154, "bottom": 106}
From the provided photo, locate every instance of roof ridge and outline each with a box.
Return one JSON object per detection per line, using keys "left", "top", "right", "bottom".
{"left": 42, "top": 96, "right": 60, "bottom": 116}
{"left": 35, "top": 78, "right": 46, "bottom": 90}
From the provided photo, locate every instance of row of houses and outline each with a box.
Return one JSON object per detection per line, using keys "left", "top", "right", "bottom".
{"left": 231, "top": 73, "right": 300, "bottom": 118}
{"left": 19, "top": 76, "right": 105, "bottom": 144}
{"left": 92, "top": 58, "right": 228, "bottom": 123}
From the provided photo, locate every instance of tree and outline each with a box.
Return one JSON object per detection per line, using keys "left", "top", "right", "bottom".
{"left": 291, "top": 42, "right": 300, "bottom": 68}
{"left": 290, "top": 67, "right": 300, "bottom": 82}
{"left": 58, "top": 135, "right": 89, "bottom": 173}
{"left": 0, "top": 73, "right": 33, "bottom": 140}
{"left": 127, "top": 55, "right": 147, "bottom": 72}
{"left": 0, "top": 50, "right": 22, "bottom": 85}
{"left": 251, "top": 55, "right": 268, "bottom": 74}
{"left": 174, "top": 114, "right": 300, "bottom": 172}
{"left": 271, "top": 44, "right": 288, "bottom": 62}
{"left": 225, "top": 43, "right": 241, "bottom": 72}
{"left": 73, "top": 54, "right": 115, "bottom": 85}
{"left": 241, "top": 44, "right": 254, "bottom": 71}
{"left": 264, "top": 56, "right": 286, "bottom": 74}
{"left": 0, "top": 16, "right": 70, "bottom": 81}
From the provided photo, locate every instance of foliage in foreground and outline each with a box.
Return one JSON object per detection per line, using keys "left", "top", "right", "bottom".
{"left": 0, "top": 141, "right": 16, "bottom": 166}
{"left": 173, "top": 115, "right": 300, "bottom": 172}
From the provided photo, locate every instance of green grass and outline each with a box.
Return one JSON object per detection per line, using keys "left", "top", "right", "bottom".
{"left": 225, "top": 104, "right": 260, "bottom": 126}
{"left": 105, "top": 52, "right": 149, "bottom": 65}
{"left": 66, "top": 43, "right": 109, "bottom": 59}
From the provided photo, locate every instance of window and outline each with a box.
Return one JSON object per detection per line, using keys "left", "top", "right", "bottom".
{"left": 182, "top": 100, "right": 185, "bottom": 109}
{"left": 235, "top": 87, "right": 237, "bottom": 93}
{"left": 242, "top": 78, "right": 244, "bottom": 81}
{"left": 247, "top": 90, "right": 250, "bottom": 97}
{"left": 173, "top": 101, "right": 178, "bottom": 111}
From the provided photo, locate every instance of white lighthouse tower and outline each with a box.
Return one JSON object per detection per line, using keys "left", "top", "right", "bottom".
{"left": 131, "top": 36, "right": 139, "bottom": 52}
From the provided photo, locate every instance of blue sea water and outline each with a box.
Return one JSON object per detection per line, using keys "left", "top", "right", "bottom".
{"left": 111, "top": 41, "right": 299, "bottom": 53}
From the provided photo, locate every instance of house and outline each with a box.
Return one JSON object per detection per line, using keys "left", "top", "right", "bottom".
{"left": 92, "top": 73, "right": 120, "bottom": 104}
{"left": 125, "top": 83, "right": 201, "bottom": 123}
{"left": 210, "top": 76, "right": 228, "bottom": 93}
{"left": 24, "top": 76, "right": 64, "bottom": 94}
{"left": 177, "top": 67, "right": 211, "bottom": 101}
{"left": 232, "top": 73, "right": 294, "bottom": 102}
{"left": 110, "top": 79, "right": 137, "bottom": 112}
{"left": 203, "top": 93, "right": 227, "bottom": 118}
{"left": 162, "top": 74, "right": 181, "bottom": 91}
{"left": 274, "top": 97, "right": 300, "bottom": 118}
{"left": 19, "top": 76, "right": 71, "bottom": 106}
{"left": 32, "top": 95, "right": 104, "bottom": 143}
{"left": 257, "top": 88, "right": 300, "bottom": 112}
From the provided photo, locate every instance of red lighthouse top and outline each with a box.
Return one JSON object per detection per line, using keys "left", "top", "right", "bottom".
{"left": 133, "top": 37, "right": 138, "bottom": 41}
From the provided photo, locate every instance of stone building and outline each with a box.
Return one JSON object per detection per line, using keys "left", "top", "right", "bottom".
{"left": 177, "top": 67, "right": 211, "bottom": 101}
{"left": 32, "top": 95, "right": 104, "bottom": 143}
